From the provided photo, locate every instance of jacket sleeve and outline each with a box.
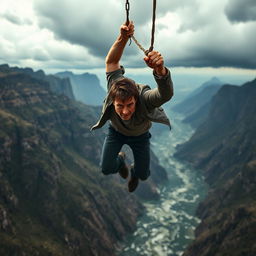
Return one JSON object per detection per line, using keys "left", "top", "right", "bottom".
{"left": 106, "top": 66, "right": 125, "bottom": 91}
{"left": 143, "top": 68, "right": 174, "bottom": 109}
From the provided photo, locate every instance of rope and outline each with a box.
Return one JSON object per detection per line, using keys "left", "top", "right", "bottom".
{"left": 149, "top": 0, "right": 157, "bottom": 53}
{"left": 131, "top": 35, "right": 147, "bottom": 55}
{"left": 125, "top": 0, "right": 157, "bottom": 55}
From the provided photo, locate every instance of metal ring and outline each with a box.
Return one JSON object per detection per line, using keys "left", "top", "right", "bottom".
{"left": 125, "top": 2, "right": 130, "bottom": 11}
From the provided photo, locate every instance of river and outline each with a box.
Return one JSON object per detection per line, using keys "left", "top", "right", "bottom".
{"left": 119, "top": 111, "right": 207, "bottom": 256}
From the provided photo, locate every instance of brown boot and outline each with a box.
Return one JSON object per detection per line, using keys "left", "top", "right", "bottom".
{"left": 128, "top": 165, "right": 139, "bottom": 192}
{"left": 118, "top": 152, "right": 129, "bottom": 179}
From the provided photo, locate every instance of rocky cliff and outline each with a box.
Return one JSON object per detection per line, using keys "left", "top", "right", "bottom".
{"left": 56, "top": 71, "right": 106, "bottom": 106}
{"left": 0, "top": 71, "right": 145, "bottom": 256}
{"left": 175, "top": 78, "right": 256, "bottom": 256}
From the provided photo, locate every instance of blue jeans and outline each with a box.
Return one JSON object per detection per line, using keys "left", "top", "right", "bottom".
{"left": 100, "top": 125, "right": 151, "bottom": 180}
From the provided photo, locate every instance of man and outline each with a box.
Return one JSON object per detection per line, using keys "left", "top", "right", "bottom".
{"left": 91, "top": 21, "right": 173, "bottom": 192}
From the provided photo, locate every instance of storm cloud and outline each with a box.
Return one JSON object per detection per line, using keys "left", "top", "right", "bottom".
{"left": 225, "top": 0, "right": 256, "bottom": 23}
{"left": 1, "top": 0, "right": 256, "bottom": 70}
{"left": 34, "top": 0, "right": 135, "bottom": 57}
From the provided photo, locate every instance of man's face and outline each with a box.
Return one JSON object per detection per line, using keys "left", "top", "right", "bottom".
{"left": 113, "top": 96, "right": 136, "bottom": 120}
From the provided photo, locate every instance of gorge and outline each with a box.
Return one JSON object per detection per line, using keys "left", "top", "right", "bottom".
{"left": 1, "top": 63, "right": 255, "bottom": 256}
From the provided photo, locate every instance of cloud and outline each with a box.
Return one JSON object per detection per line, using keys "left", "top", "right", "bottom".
{"left": 2, "top": 11, "right": 32, "bottom": 25}
{"left": 34, "top": 0, "right": 135, "bottom": 58}
{"left": 225, "top": 0, "right": 256, "bottom": 23}
{"left": 1, "top": 0, "right": 256, "bottom": 71}
{"left": 0, "top": 19, "right": 101, "bottom": 71}
{"left": 155, "top": 1, "right": 256, "bottom": 69}
{"left": 33, "top": 0, "right": 188, "bottom": 58}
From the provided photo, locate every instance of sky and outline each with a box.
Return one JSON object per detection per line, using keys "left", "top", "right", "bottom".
{"left": 0, "top": 0, "right": 255, "bottom": 87}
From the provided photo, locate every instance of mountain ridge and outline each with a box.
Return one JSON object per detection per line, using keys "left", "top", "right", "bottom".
{"left": 176, "top": 78, "right": 256, "bottom": 256}
{"left": 0, "top": 64, "right": 75, "bottom": 100}
{"left": 172, "top": 77, "right": 224, "bottom": 124}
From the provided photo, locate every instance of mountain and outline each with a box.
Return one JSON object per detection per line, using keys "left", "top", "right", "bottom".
{"left": 0, "top": 70, "right": 146, "bottom": 256}
{"left": 175, "top": 78, "right": 256, "bottom": 256}
{"left": 56, "top": 71, "right": 106, "bottom": 106}
{"left": 0, "top": 64, "right": 75, "bottom": 100}
{"left": 172, "top": 77, "right": 223, "bottom": 122}
{"left": 188, "top": 77, "right": 223, "bottom": 97}
{"left": 182, "top": 100, "right": 211, "bottom": 128}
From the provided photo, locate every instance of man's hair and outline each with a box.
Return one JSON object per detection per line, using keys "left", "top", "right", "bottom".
{"left": 109, "top": 77, "right": 139, "bottom": 102}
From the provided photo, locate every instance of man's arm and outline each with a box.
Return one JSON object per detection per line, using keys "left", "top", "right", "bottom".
{"left": 143, "top": 50, "right": 174, "bottom": 108}
{"left": 105, "top": 21, "right": 134, "bottom": 72}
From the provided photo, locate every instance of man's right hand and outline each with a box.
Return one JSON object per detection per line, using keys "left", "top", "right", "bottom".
{"left": 120, "top": 21, "right": 134, "bottom": 39}
{"left": 144, "top": 51, "right": 167, "bottom": 76}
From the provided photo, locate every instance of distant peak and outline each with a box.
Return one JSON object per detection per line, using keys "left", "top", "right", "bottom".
{"left": 202, "top": 77, "right": 223, "bottom": 87}
{"left": 56, "top": 71, "right": 74, "bottom": 76}
{"left": 210, "top": 77, "right": 221, "bottom": 82}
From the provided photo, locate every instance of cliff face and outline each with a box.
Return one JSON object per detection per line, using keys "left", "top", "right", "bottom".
{"left": 0, "top": 64, "right": 75, "bottom": 100}
{"left": 0, "top": 71, "right": 144, "bottom": 256}
{"left": 176, "top": 79, "right": 256, "bottom": 256}
{"left": 56, "top": 71, "right": 106, "bottom": 106}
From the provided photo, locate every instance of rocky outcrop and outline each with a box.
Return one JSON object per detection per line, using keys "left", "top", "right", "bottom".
{"left": 56, "top": 71, "right": 106, "bottom": 106}
{"left": 175, "top": 78, "right": 256, "bottom": 256}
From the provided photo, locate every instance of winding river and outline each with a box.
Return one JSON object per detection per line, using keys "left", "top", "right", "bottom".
{"left": 119, "top": 111, "right": 207, "bottom": 256}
